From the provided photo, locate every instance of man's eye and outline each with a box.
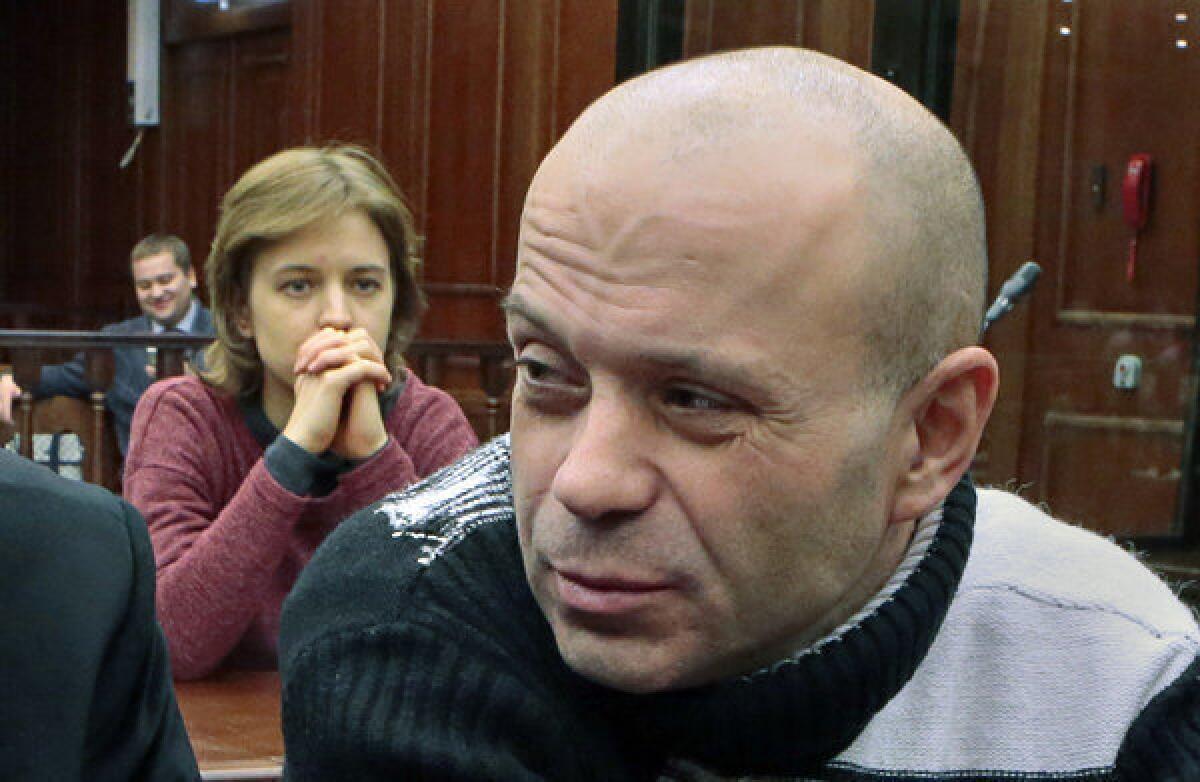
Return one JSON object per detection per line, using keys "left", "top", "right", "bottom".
{"left": 515, "top": 357, "right": 559, "bottom": 384}
{"left": 663, "top": 386, "right": 733, "bottom": 412}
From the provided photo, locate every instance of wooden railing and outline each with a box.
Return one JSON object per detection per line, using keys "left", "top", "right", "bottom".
{"left": 0, "top": 331, "right": 211, "bottom": 489}
{"left": 0, "top": 330, "right": 513, "bottom": 490}
{"left": 406, "top": 339, "right": 514, "bottom": 441}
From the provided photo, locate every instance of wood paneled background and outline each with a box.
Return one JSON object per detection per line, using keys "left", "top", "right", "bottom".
{"left": 3, "top": 0, "right": 1197, "bottom": 550}
{"left": 0, "top": 0, "right": 878, "bottom": 338}
{"left": 953, "top": 0, "right": 1200, "bottom": 540}
{"left": 0, "top": 0, "right": 619, "bottom": 343}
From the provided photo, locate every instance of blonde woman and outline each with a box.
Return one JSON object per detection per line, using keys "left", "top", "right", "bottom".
{"left": 125, "top": 145, "right": 478, "bottom": 679}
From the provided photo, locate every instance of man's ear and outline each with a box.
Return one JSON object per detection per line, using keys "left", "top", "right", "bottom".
{"left": 889, "top": 346, "right": 999, "bottom": 525}
{"left": 188, "top": 266, "right": 198, "bottom": 289}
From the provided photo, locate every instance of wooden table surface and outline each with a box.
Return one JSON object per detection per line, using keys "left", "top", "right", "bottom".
{"left": 175, "top": 670, "right": 284, "bottom": 781}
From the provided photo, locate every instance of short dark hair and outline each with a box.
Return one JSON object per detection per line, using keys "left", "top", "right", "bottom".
{"left": 131, "top": 234, "right": 192, "bottom": 274}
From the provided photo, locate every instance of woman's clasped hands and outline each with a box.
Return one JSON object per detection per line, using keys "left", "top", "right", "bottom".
{"left": 282, "top": 326, "right": 392, "bottom": 459}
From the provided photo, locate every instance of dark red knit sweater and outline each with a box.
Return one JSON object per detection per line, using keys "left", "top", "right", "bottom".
{"left": 124, "top": 372, "right": 478, "bottom": 679}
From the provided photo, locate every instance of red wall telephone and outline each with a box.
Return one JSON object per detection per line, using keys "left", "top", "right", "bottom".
{"left": 1122, "top": 153, "right": 1153, "bottom": 281}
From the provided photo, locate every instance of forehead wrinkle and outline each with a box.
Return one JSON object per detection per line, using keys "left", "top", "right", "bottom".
{"left": 519, "top": 223, "right": 599, "bottom": 281}
{"left": 519, "top": 216, "right": 684, "bottom": 326}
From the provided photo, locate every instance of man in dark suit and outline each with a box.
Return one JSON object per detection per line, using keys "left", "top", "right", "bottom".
{"left": 0, "top": 234, "right": 214, "bottom": 456}
{"left": 0, "top": 447, "right": 200, "bottom": 779}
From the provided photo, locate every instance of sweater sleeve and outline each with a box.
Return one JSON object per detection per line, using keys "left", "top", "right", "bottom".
{"left": 398, "top": 377, "right": 481, "bottom": 478}
{"left": 283, "top": 624, "right": 612, "bottom": 781}
{"left": 1115, "top": 652, "right": 1200, "bottom": 780}
{"left": 125, "top": 381, "right": 312, "bottom": 680}
{"left": 333, "top": 375, "right": 479, "bottom": 499}
{"left": 280, "top": 497, "right": 649, "bottom": 782}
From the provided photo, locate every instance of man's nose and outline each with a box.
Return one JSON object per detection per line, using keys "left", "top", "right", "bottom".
{"left": 549, "top": 394, "right": 658, "bottom": 522}
{"left": 317, "top": 286, "right": 353, "bottom": 330}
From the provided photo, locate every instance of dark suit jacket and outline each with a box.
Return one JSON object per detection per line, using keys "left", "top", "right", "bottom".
{"left": 0, "top": 448, "right": 199, "bottom": 780}
{"left": 34, "top": 304, "right": 214, "bottom": 455}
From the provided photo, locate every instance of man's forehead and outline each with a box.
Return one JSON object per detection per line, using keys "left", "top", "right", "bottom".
{"left": 520, "top": 117, "right": 867, "bottom": 282}
{"left": 132, "top": 251, "right": 182, "bottom": 279}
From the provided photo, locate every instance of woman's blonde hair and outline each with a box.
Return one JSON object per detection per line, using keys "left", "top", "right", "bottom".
{"left": 200, "top": 144, "right": 424, "bottom": 397}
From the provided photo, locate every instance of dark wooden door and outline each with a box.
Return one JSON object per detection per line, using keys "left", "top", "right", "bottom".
{"left": 957, "top": 0, "right": 1200, "bottom": 538}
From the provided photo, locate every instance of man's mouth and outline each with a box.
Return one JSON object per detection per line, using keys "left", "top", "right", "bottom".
{"left": 552, "top": 567, "right": 677, "bottom": 616}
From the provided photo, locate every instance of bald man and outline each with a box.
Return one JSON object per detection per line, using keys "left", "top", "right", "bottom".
{"left": 279, "top": 49, "right": 1200, "bottom": 780}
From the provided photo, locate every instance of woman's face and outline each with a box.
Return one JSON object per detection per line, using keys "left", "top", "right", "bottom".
{"left": 238, "top": 209, "right": 395, "bottom": 401}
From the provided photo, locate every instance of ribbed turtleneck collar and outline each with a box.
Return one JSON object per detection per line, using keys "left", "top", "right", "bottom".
{"left": 617, "top": 476, "right": 977, "bottom": 777}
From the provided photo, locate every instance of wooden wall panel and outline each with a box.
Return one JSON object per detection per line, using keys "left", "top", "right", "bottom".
{"left": 73, "top": 1, "right": 145, "bottom": 322}
{"left": 162, "top": 40, "right": 232, "bottom": 274}
{"left": 138, "top": 18, "right": 292, "bottom": 301}
{"left": 424, "top": 3, "right": 504, "bottom": 291}
{"left": 1049, "top": 1, "right": 1200, "bottom": 319}
{"left": 0, "top": 2, "right": 12, "bottom": 306}
{"left": 496, "top": 0, "right": 560, "bottom": 297}
{"left": 0, "top": 0, "right": 136, "bottom": 328}
{"left": 417, "top": 1, "right": 619, "bottom": 341}
{"left": 379, "top": 1, "right": 432, "bottom": 228}
{"left": 312, "top": 0, "right": 386, "bottom": 147}
{"left": 801, "top": 0, "right": 876, "bottom": 66}
{"left": 554, "top": 3, "right": 622, "bottom": 134}
{"left": 1020, "top": 0, "right": 1199, "bottom": 537}
{"left": 684, "top": 0, "right": 874, "bottom": 67}
{"left": 0, "top": 0, "right": 619, "bottom": 352}
{"left": 955, "top": 0, "right": 1200, "bottom": 538}
{"left": 1041, "top": 415, "right": 1183, "bottom": 537}
{"left": 231, "top": 32, "right": 294, "bottom": 178}
{"left": 950, "top": 1, "right": 1046, "bottom": 486}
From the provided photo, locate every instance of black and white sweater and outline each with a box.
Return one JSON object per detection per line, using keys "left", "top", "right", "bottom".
{"left": 279, "top": 437, "right": 1200, "bottom": 781}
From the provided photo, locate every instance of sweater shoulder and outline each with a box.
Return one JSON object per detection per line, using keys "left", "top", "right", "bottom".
{"left": 127, "top": 375, "right": 244, "bottom": 470}
{"left": 389, "top": 370, "right": 459, "bottom": 415}
{"left": 966, "top": 488, "right": 1198, "bottom": 640}
{"left": 836, "top": 491, "right": 1200, "bottom": 775}
{"left": 384, "top": 371, "right": 477, "bottom": 444}
{"left": 371, "top": 434, "right": 512, "bottom": 564}
{"left": 279, "top": 437, "right": 517, "bottom": 664}
{"left": 139, "top": 373, "right": 227, "bottom": 411}
{"left": 135, "top": 374, "right": 238, "bottom": 430}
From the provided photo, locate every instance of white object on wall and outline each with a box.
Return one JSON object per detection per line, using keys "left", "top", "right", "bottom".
{"left": 127, "top": 0, "right": 160, "bottom": 127}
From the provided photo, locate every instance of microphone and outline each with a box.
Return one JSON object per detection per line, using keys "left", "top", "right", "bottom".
{"left": 980, "top": 261, "right": 1041, "bottom": 337}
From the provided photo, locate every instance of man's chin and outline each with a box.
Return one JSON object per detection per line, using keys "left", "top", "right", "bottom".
{"left": 146, "top": 309, "right": 180, "bottom": 328}
{"left": 554, "top": 630, "right": 704, "bottom": 695}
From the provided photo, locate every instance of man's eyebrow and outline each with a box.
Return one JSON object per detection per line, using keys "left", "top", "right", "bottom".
{"left": 500, "top": 293, "right": 556, "bottom": 336}
{"left": 634, "top": 348, "right": 769, "bottom": 391}
{"left": 502, "top": 291, "right": 780, "bottom": 393}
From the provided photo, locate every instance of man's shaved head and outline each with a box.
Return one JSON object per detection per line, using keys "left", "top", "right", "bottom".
{"left": 510, "top": 47, "right": 998, "bottom": 693}
{"left": 536, "top": 46, "right": 986, "bottom": 397}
